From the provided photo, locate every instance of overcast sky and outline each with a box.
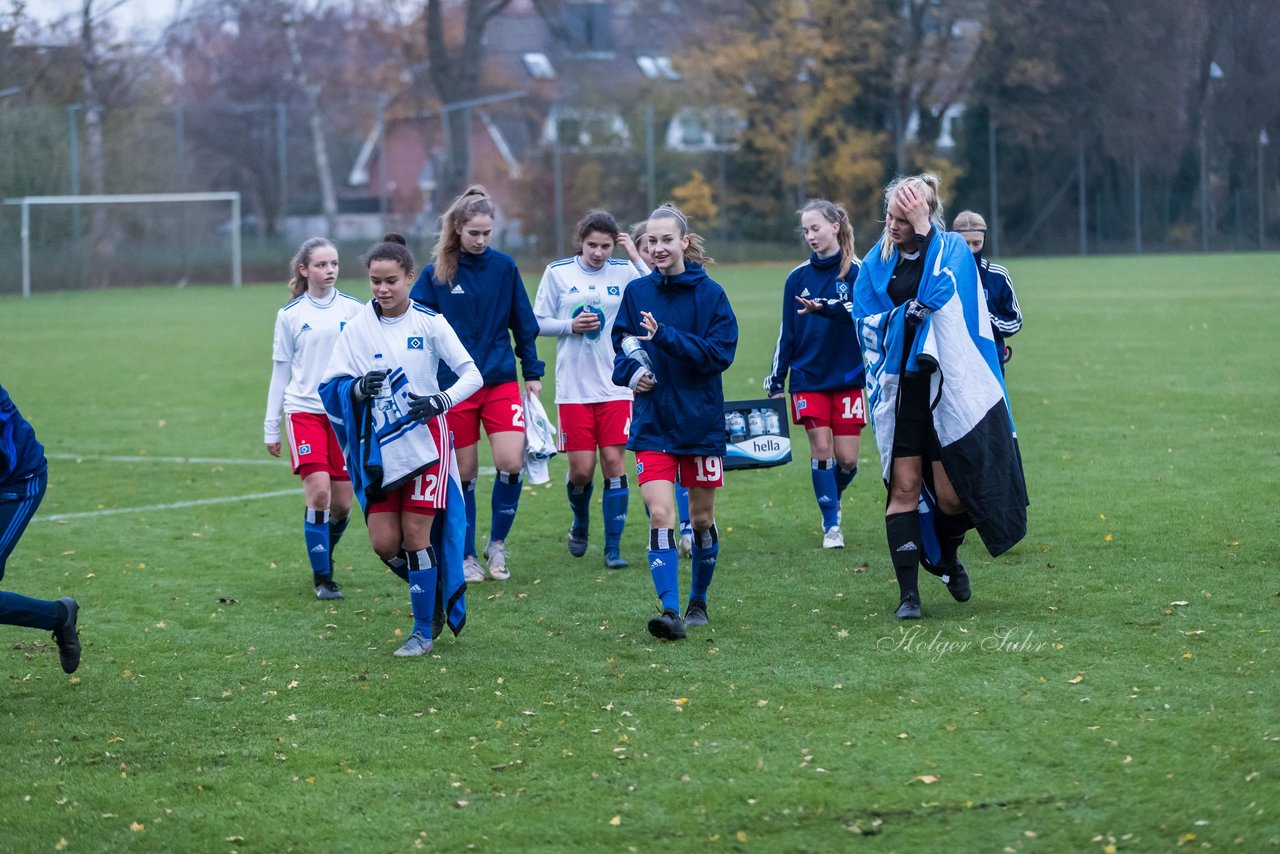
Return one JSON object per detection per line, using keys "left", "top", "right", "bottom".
{"left": 30, "top": 0, "right": 182, "bottom": 40}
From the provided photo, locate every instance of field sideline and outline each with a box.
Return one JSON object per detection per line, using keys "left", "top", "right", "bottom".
{"left": 0, "top": 253, "right": 1276, "bottom": 851}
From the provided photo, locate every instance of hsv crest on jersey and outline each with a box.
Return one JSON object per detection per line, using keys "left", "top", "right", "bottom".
{"left": 796, "top": 399, "right": 807, "bottom": 410}
{"left": 837, "top": 282, "right": 849, "bottom": 296}
{"left": 608, "top": 286, "right": 620, "bottom": 296}
{"left": 635, "top": 461, "right": 645, "bottom": 474}
{"left": 407, "top": 336, "right": 424, "bottom": 350}
{"left": 299, "top": 443, "right": 313, "bottom": 455}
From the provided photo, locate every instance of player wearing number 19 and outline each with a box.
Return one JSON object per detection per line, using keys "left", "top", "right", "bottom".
{"left": 612, "top": 204, "right": 738, "bottom": 641}
{"left": 534, "top": 209, "right": 648, "bottom": 569}
{"left": 764, "top": 200, "right": 866, "bottom": 550}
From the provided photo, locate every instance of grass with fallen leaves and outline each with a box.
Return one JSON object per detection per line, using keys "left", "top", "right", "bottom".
{"left": 1, "top": 252, "right": 1276, "bottom": 852}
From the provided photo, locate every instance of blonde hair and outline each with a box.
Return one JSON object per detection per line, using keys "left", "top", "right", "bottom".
{"left": 952, "top": 210, "right": 988, "bottom": 233}
{"left": 880, "top": 173, "right": 945, "bottom": 262}
{"left": 431, "top": 184, "right": 497, "bottom": 284}
{"left": 648, "top": 203, "right": 715, "bottom": 266}
{"left": 799, "top": 199, "right": 855, "bottom": 281}
{"left": 287, "top": 237, "right": 336, "bottom": 298}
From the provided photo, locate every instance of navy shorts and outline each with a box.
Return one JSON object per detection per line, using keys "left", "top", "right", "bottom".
{"left": 0, "top": 470, "right": 47, "bottom": 581}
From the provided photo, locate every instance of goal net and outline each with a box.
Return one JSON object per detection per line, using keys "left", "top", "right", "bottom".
{"left": 1, "top": 192, "right": 242, "bottom": 297}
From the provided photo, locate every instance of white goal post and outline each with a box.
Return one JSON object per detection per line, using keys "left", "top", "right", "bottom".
{"left": 3, "top": 191, "right": 241, "bottom": 298}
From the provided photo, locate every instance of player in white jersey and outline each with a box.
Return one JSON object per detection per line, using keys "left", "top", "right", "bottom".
{"left": 321, "top": 233, "right": 482, "bottom": 657}
{"left": 264, "top": 237, "right": 364, "bottom": 600}
{"left": 534, "top": 210, "right": 648, "bottom": 568}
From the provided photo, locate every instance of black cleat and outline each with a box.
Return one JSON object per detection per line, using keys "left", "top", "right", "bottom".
{"left": 647, "top": 608, "right": 687, "bottom": 640}
{"left": 895, "top": 592, "right": 922, "bottom": 620}
{"left": 315, "top": 578, "right": 344, "bottom": 600}
{"left": 683, "top": 599, "right": 708, "bottom": 628}
{"left": 940, "top": 562, "right": 971, "bottom": 603}
{"left": 567, "top": 528, "right": 589, "bottom": 558}
{"left": 52, "top": 597, "right": 81, "bottom": 674}
{"left": 603, "top": 550, "right": 629, "bottom": 569}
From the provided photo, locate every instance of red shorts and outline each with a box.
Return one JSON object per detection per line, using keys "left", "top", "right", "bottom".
{"left": 448, "top": 381, "right": 525, "bottom": 449}
{"left": 635, "top": 451, "right": 724, "bottom": 488}
{"left": 791, "top": 388, "right": 867, "bottom": 436}
{"left": 286, "top": 412, "right": 350, "bottom": 480}
{"left": 557, "top": 400, "right": 631, "bottom": 452}
{"left": 366, "top": 418, "right": 450, "bottom": 517}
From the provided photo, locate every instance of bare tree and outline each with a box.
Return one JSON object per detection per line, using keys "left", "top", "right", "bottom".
{"left": 80, "top": 0, "right": 112, "bottom": 286}
{"left": 282, "top": 4, "right": 338, "bottom": 236}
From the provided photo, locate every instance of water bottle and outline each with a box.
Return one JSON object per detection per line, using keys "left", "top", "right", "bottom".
{"left": 574, "top": 295, "right": 605, "bottom": 342}
{"left": 371, "top": 353, "right": 392, "bottom": 401}
{"left": 747, "top": 409, "right": 765, "bottom": 437}
{"left": 621, "top": 336, "right": 654, "bottom": 379}
{"left": 763, "top": 407, "right": 781, "bottom": 435}
{"left": 726, "top": 410, "right": 747, "bottom": 443}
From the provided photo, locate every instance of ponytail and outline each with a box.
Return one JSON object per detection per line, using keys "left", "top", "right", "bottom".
{"left": 798, "top": 199, "right": 855, "bottom": 281}
{"left": 431, "top": 185, "right": 497, "bottom": 284}
{"left": 287, "top": 237, "right": 336, "bottom": 298}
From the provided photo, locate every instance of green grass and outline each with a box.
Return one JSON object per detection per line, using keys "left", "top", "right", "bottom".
{"left": 1, "top": 254, "right": 1277, "bottom": 852}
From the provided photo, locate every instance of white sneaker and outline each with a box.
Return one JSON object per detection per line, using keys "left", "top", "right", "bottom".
{"left": 823, "top": 526, "right": 845, "bottom": 549}
{"left": 678, "top": 533, "right": 693, "bottom": 558}
{"left": 393, "top": 629, "right": 433, "bottom": 657}
{"left": 463, "top": 556, "right": 485, "bottom": 584}
{"left": 484, "top": 540, "right": 510, "bottom": 581}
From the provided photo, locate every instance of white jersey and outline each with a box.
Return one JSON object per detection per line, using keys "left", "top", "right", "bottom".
{"left": 533, "top": 256, "right": 642, "bottom": 404}
{"left": 324, "top": 301, "right": 483, "bottom": 408}
{"left": 264, "top": 289, "right": 364, "bottom": 440}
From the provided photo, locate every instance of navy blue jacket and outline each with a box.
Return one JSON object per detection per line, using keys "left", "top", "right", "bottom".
{"left": 976, "top": 253, "right": 1022, "bottom": 357}
{"left": 611, "top": 264, "right": 737, "bottom": 456}
{"left": 764, "top": 251, "right": 865, "bottom": 394}
{"left": 0, "top": 385, "right": 46, "bottom": 484}
{"left": 410, "top": 247, "right": 544, "bottom": 388}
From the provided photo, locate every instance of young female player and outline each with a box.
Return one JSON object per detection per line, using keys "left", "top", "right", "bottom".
{"left": 1, "top": 384, "right": 81, "bottom": 673}
{"left": 952, "top": 210, "right": 1022, "bottom": 374}
{"left": 612, "top": 204, "right": 738, "bottom": 640}
{"left": 842, "top": 175, "right": 1026, "bottom": 619}
{"left": 764, "top": 200, "right": 866, "bottom": 550}
{"left": 534, "top": 210, "right": 647, "bottom": 569}
{"left": 410, "top": 186, "right": 544, "bottom": 583}
{"left": 264, "top": 237, "right": 364, "bottom": 599}
{"left": 320, "top": 234, "right": 482, "bottom": 657}
{"left": 629, "top": 220, "right": 693, "bottom": 560}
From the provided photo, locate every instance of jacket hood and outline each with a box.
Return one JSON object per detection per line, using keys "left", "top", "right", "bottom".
{"left": 654, "top": 262, "right": 710, "bottom": 290}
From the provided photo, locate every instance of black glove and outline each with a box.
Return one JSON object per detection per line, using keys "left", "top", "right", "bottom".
{"left": 903, "top": 299, "right": 930, "bottom": 327}
{"left": 407, "top": 391, "right": 450, "bottom": 422}
{"left": 357, "top": 369, "right": 389, "bottom": 398}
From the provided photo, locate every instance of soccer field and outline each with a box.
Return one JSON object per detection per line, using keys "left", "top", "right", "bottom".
{"left": 1, "top": 253, "right": 1276, "bottom": 851}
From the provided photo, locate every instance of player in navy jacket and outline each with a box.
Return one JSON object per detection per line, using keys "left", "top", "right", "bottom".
{"left": 611, "top": 204, "right": 737, "bottom": 641}
{"left": 0, "top": 385, "right": 81, "bottom": 673}
{"left": 952, "top": 210, "right": 1021, "bottom": 373}
{"left": 410, "top": 185, "right": 544, "bottom": 584}
{"left": 764, "top": 199, "right": 866, "bottom": 550}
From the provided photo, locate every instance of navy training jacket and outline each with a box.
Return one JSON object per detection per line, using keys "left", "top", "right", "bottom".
{"left": 0, "top": 384, "right": 47, "bottom": 484}
{"left": 611, "top": 264, "right": 738, "bottom": 457}
{"left": 763, "top": 251, "right": 865, "bottom": 395}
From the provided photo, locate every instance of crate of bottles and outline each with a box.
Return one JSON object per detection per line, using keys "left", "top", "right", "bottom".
{"left": 722, "top": 398, "right": 792, "bottom": 471}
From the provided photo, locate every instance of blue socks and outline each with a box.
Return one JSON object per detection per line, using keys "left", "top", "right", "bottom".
{"left": 463, "top": 478, "right": 478, "bottom": 558}
{"left": 835, "top": 464, "right": 857, "bottom": 499}
{"left": 567, "top": 479, "right": 594, "bottom": 535}
{"left": 675, "top": 484, "right": 692, "bottom": 538}
{"left": 304, "top": 508, "right": 331, "bottom": 581}
{"left": 811, "top": 459, "right": 840, "bottom": 530}
{"left": 690, "top": 524, "right": 719, "bottom": 604}
{"left": 648, "top": 527, "right": 680, "bottom": 613}
{"left": 406, "top": 546, "right": 438, "bottom": 639}
{"left": 491, "top": 471, "right": 522, "bottom": 543}
{"left": 602, "top": 475, "right": 628, "bottom": 555}
{"left": 0, "top": 591, "right": 60, "bottom": 630}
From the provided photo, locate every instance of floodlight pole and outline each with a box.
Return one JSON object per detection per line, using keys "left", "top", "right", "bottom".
{"left": 231, "top": 193, "right": 242, "bottom": 288}
{"left": 20, "top": 199, "right": 30, "bottom": 299}
{"left": 1260, "top": 129, "right": 1269, "bottom": 250}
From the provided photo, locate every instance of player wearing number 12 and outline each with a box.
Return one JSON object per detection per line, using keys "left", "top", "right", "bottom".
{"left": 612, "top": 204, "right": 738, "bottom": 641}
{"left": 320, "top": 234, "right": 482, "bottom": 657}
{"left": 534, "top": 209, "right": 648, "bottom": 570}
{"left": 764, "top": 200, "right": 867, "bottom": 550}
